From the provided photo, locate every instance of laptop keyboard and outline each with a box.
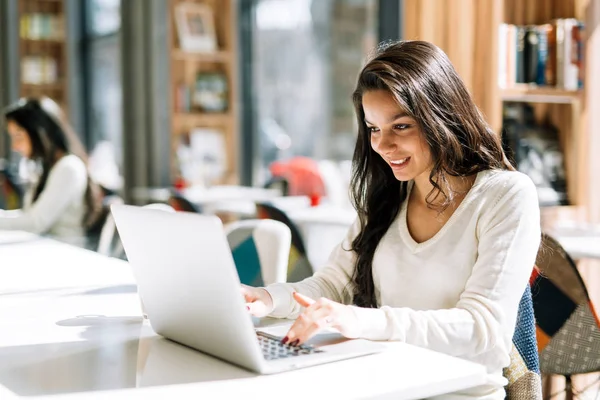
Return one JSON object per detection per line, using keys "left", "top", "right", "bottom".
{"left": 256, "top": 331, "right": 324, "bottom": 361}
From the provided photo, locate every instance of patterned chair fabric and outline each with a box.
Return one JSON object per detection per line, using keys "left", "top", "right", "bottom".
{"left": 531, "top": 233, "right": 600, "bottom": 376}
{"left": 0, "top": 169, "right": 23, "bottom": 210}
{"left": 503, "top": 285, "right": 542, "bottom": 399}
{"left": 255, "top": 202, "right": 313, "bottom": 282}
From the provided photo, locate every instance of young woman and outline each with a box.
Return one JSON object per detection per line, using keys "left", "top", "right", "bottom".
{"left": 242, "top": 41, "right": 541, "bottom": 399}
{"left": 1, "top": 97, "right": 102, "bottom": 246}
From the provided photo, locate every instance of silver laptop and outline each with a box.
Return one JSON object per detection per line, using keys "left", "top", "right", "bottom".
{"left": 111, "top": 204, "right": 384, "bottom": 374}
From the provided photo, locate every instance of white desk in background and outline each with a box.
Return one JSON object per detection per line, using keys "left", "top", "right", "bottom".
{"left": 549, "top": 228, "right": 600, "bottom": 260}
{"left": 0, "top": 235, "right": 487, "bottom": 399}
{"left": 130, "top": 185, "right": 281, "bottom": 216}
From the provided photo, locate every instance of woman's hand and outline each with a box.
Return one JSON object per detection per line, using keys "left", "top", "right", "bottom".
{"left": 283, "top": 292, "right": 359, "bottom": 346}
{"left": 241, "top": 284, "right": 274, "bottom": 317}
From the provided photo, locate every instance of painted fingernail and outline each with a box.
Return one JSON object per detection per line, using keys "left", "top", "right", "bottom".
{"left": 281, "top": 336, "right": 289, "bottom": 344}
{"left": 290, "top": 339, "right": 299, "bottom": 347}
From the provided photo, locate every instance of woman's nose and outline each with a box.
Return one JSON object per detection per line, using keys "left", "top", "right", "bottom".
{"left": 377, "top": 131, "right": 396, "bottom": 153}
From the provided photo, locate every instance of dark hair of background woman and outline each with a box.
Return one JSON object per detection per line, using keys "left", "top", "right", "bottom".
{"left": 3, "top": 97, "right": 103, "bottom": 231}
{"left": 349, "top": 40, "right": 515, "bottom": 308}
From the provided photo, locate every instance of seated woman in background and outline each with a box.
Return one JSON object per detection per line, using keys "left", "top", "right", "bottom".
{"left": 0, "top": 97, "right": 102, "bottom": 246}
{"left": 242, "top": 40, "right": 541, "bottom": 399}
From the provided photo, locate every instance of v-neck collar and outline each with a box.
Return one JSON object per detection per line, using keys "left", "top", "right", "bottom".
{"left": 398, "top": 170, "right": 488, "bottom": 253}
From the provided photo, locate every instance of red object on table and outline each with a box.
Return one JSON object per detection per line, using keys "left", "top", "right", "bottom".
{"left": 269, "top": 157, "right": 326, "bottom": 198}
{"left": 309, "top": 193, "right": 321, "bottom": 207}
{"left": 173, "top": 177, "right": 188, "bottom": 190}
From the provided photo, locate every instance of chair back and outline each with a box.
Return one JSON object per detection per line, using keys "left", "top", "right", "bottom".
{"left": 504, "top": 285, "right": 542, "bottom": 399}
{"left": 96, "top": 195, "right": 125, "bottom": 256}
{"left": 264, "top": 177, "right": 289, "bottom": 196}
{"left": 255, "top": 202, "right": 313, "bottom": 282}
{"left": 531, "top": 233, "right": 600, "bottom": 375}
{"left": 225, "top": 219, "right": 291, "bottom": 286}
{"left": 99, "top": 202, "right": 174, "bottom": 258}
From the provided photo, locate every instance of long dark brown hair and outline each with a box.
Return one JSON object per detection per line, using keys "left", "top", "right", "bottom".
{"left": 350, "top": 40, "right": 515, "bottom": 308}
{"left": 4, "top": 97, "right": 103, "bottom": 231}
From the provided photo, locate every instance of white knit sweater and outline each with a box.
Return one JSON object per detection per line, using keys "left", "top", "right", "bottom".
{"left": 0, "top": 155, "right": 88, "bottom": 246}
{"left": 266, "top": 169, "right": 541, "bottom": 399}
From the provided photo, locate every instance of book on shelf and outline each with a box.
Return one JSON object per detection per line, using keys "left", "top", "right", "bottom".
{"left": 498, "top": 19, "right": 584, "bottom": 91}
{"left": 20, "top": 13, "right": 64, "bottom": 40}
{"left": 174, "top": 83, "right": 192, "bottom": 113}
{"left": 21, "top": 56, "right": 59, "bottom": 85}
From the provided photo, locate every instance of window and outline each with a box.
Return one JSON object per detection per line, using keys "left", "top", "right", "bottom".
{"left": 87, "top": 0, "right": 121, "bottom": 37}
{"left": 83, "top": 0, "right": 123, "bottom": 192}
{"left": 248, "top": 0, "right": 378, "bottom": 185}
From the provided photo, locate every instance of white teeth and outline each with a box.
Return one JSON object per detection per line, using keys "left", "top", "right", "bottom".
{"left": 390, "top": 158, "right": 409, "bottom": 165}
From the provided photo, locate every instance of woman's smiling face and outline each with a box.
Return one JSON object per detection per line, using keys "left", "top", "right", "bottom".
{"left": 364, "top": 89, "right": 432, "bottom": 182}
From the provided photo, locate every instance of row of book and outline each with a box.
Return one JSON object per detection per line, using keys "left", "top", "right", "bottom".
{"left": 21, "top": 56, "right": 59, "bottom": 85}
{"left": 498, "top": 19, "right": 584, "bottom": 90}
{"left": 20, "top": 13, "right": 64, "bottom": 40}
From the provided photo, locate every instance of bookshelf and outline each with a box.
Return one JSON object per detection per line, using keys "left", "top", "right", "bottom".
{"left": 499, "top": 0, "right": 590, "bottom": 231}
{"left": 17, "top": 0, "right": 68, "bottom": 113}
{"left": 500, "top": 86, "right": 582, "bottom": 104}
{"left": 168, "top": 0, "right": 238, "bottom": 186}
{"left": 403, "top": 0, "right": 600, "bottom": 230}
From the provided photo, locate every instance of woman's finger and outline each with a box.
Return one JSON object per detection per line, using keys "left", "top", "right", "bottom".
{"left": 283, "top": 303, "right": 330, "bottom": 345}
{"left": 292, "top": 292, "right": 315, "bottom": 308}
{"left": 240, "top": 285, "right": 255, "bottom": 301}
{"left": 293, "top": 307, "right": 335, "bottom": 345}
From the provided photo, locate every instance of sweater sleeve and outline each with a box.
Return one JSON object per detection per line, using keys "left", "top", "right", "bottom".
{"left": 265, "top": 217, "right": 361, "bottom": 319}
{"left": 0, "top": 157, "right": 87, "bottom": 234}
{"left": 349, "top": 174, "right": 541, "bottom": 358}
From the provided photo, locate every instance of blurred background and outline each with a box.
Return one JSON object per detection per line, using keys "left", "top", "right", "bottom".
{"left": 0, "top": 0, "right": 597, "bottom": 210}
{"left": 0, "top": 0, "right": 596, "bottom": 217}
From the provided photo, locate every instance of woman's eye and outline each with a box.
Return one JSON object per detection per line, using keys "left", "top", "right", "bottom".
{"left": 368, "top": 127, "right": 380, "bottom": 134}
{"left": 394, "top": 124, "right": 410, "bottom": 130}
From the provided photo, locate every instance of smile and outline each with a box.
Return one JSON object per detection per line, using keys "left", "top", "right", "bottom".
{"left": 390, "top": 157, "right": 410, "bottom": 166}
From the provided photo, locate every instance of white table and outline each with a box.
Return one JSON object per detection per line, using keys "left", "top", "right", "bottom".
{"left": 548, "top": 225, "right": 600, "bottom": 260}
{"left": 553, "top": 235, "right": 600, "bottom": 260}
{"left": 0, "top": 236, "right": 488, "bottom": 399}
{"left": 131, "top": 185, "right": 281, "bottom": 216}
{"left": 0, "top": 232, "right": 134, "bottom": 295}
